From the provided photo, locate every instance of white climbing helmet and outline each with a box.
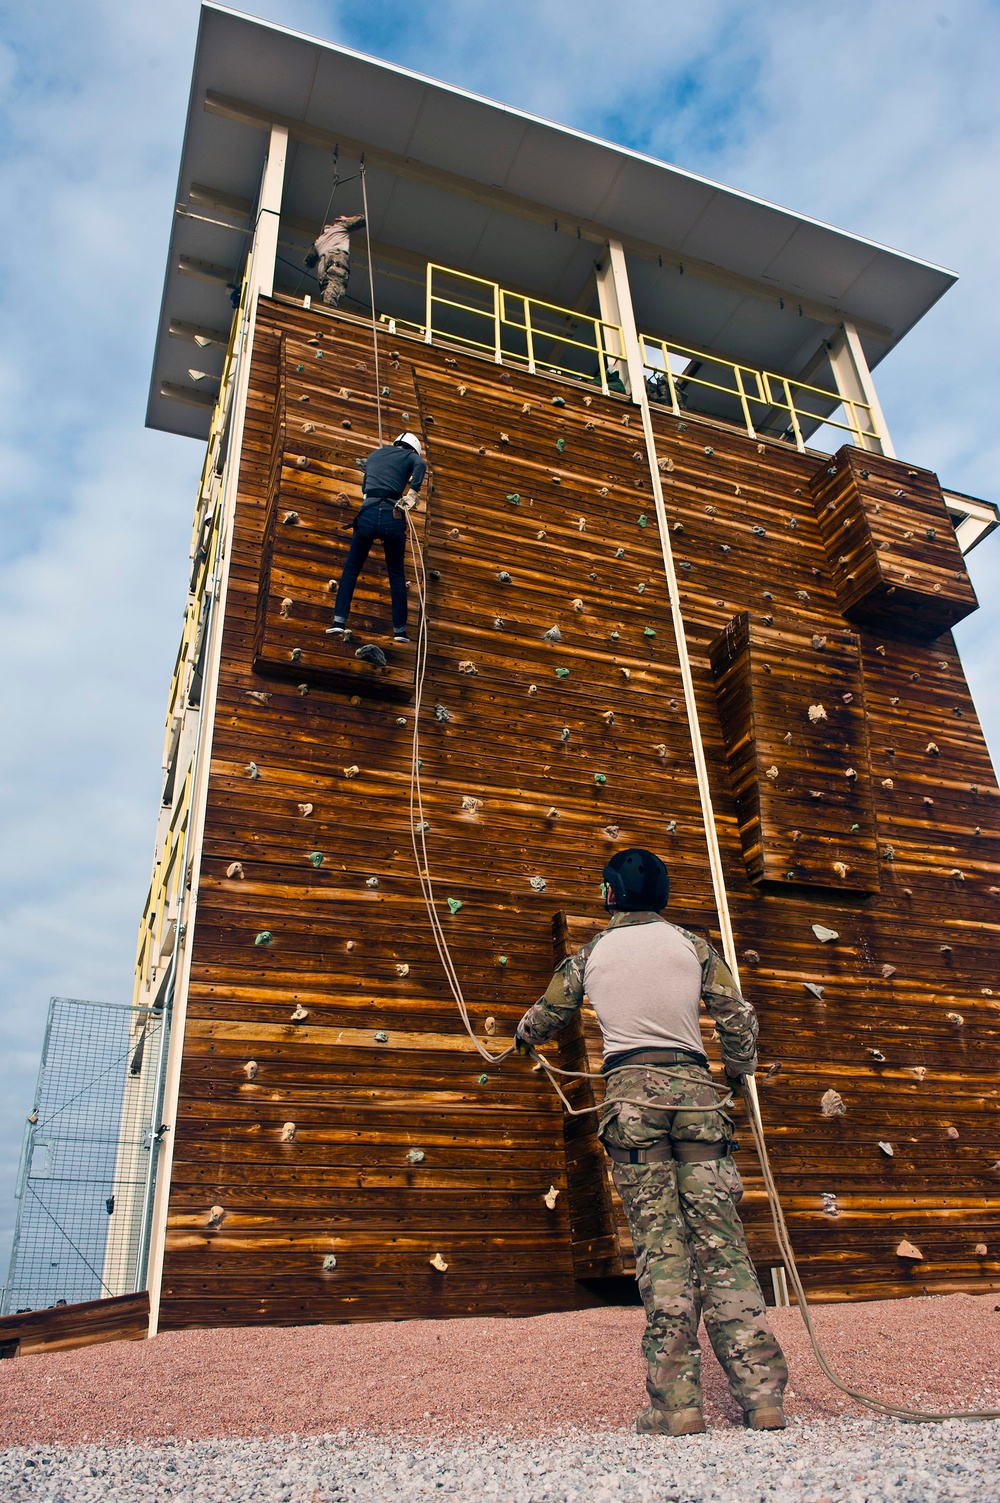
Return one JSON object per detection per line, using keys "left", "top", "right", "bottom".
{"left": 395, "top": 431, "right": 422, "bottom": 457}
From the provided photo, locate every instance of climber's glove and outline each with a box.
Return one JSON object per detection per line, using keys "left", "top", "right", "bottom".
{"left": 514, "top": 1030, "right": 533, "bottom": 1058}
{"left": 398, "top": 488, "right": 420, "bottom": 511}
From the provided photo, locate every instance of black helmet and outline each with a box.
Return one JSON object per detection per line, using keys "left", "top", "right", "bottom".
{"left": 602, "top": 848, "right": 669, "bottom": 912}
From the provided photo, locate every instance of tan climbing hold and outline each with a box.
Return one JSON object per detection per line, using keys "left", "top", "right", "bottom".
{"left": 601, "top": 709, "right": 615, "bottom": 725}
{"left": 297, "top": 802, "right": 314, "bottom": 816}
{"left": 653, "top": 744, "right": 669, "bottom": 760}
{"left": 395, "top": 963, "right": 410, "bottom": 978}
{"left": 945, "top": 1012, "right": 964, "bottom": 1025}
{"left": 207, "top": 1205, "right": 226, "bottom": 1227}
{"left": 242, "top": 1060, "right": 258, "bottom": 1079}
{"left": 976, "top": 1244, "right": 989, "bottom": 1256}
{"left": 543, "top": 1186, "right": 560, "bottom": 1210}
{"left": 657, "top": 456, "right": 674, "bottom": 472}
{"left": 903, "top": 1066, "right": 927, "bottom": 1081}
{"left": 821, "top": 1089, "right": 846, "bottom": 1117}
{"left": 867, "top": 1048, "right": 886, "bottom": 1062}
{"left": 845, "top": 767, "right": 857, "bottom": 780}
{"left": 346, "top": 940, "right": 355, "bottom": 952}
{"left": 881, "top": 778, "right": 894, "bottom": 789}
{"left": 448, "top": 528, "right": 460, "bottom": 540}
{"left": 279, "top": 598, "right": 294, "bottom": 618}
{"left": 461, "top": 795, "right": 483, "bottom": 813}
{"left": 458, "top": 660, "right": 478, "bottom": 674}
{"left": 528, "top": 684, "right": 538, "bottom": 695}
{"left": 245, "top": 762, "right": 259, "bottom": 779}
{"left": 291, "top": 1003, "right": 309, "bottom": 1022}
{"left": 620, "top": 667, "right": 631, "bottom": 680}
{"left": 764, "top": 766, "right": 779, "bottom": 780}
{"left": 546, "top": 807, "right": 560, "bottom": 820}
{"left": 896, "top": 1239, "right": 923, "bottom": 1260}
{"left": 946, "top": 1126, "right": 960, "bottom": 1139}
{"left": 429, "top": 1253, "right": 448, "bottom": 1272}
{"left": 807, "top": 704, "right": 827, "bottom": 723}
{"left": 521, "top": 402, "right": 531, "bottom": 413}
{"left": 832, "top": 863, "right": 849, "bottom": 879}
{"left": 245, "top": 691, "right": 271, "bottom": 705}
{"left": 280, "top": 1122, "right": 297, "bottom": 1142}
{"left": 881, "top": 964, "right": 896, "bottom": 978}
{"left": 572, "top": 598, "right": 584, "bottom": 612}
{"left": 484, "top": 1016, "right": 497, "bottom": 1035}
{"left": 343, "top": 765, "right": 360, "bottom": 779}
{"left": 226, "top": 862, "right": 245, "bottom": 879}
{"left": 297, "top": 684, "right": 309, "bottom": 696}
{"left": 877, "top": 1141, "right": 894, "bottom": 1156}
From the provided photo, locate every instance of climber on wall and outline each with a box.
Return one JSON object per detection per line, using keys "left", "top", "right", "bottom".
{"left": 304, "top": 211, "right": 366, "bottom": 307}
{"left": 326, "top": 432, "right": 425, "bottom": 644}
{"left": 514, "top": 847, "right": 788, "bottom": 1438}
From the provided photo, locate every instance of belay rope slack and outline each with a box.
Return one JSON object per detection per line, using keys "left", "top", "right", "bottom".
{"left": 358, "top": 273, "right": 1000, "bottom": 1428}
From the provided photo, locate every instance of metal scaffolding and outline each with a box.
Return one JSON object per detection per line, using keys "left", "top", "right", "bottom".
{"left": 2, "top": 996, "right": 170, "bottom": 1315}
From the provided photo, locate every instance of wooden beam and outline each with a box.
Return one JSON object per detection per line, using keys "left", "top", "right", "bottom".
{"left": 203, "top": 90, "right": 893, "bottom": 341}
{"left": 160, "top": 380, "right": 217, "bottom": 410}
{"left": 178, "top": 253, "right": 235, "bottom": 286}
{"left": 168, "top": 318, "right": 231, "bottom": 348}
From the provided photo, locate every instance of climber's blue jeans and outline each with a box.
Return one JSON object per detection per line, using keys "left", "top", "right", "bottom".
{"left": 332, "top": 503, "right": 408, "bottom": 632}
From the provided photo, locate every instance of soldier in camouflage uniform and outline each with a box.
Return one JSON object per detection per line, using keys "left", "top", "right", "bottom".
{"left": 516, "top": 848, "right": 787, "bottom": 1437}
{"left": 304, "top": 212, "right": 366, "bottom": 307}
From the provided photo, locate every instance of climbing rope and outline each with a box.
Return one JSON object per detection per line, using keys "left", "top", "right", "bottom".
{"left": 359, "top": 164, "right": 383, "bottom": 447}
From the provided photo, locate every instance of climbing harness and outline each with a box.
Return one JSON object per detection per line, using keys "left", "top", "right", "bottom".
{"left": 363, "top": 278, "right": 1000, "bottom": 1429}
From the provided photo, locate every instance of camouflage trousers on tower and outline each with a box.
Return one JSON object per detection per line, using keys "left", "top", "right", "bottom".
{"left": 317, "top": 249, "right": 351, "bottom": 307}
{"left": 600, "top": 1063, "right": 788, "bottom": 1416}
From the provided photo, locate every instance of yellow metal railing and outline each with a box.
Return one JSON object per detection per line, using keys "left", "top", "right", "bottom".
{"left": 383, "top": 264, "right": 625, "bottom": 394}
{"left": 640, "top": 334, "right": 879, "bottom": 452}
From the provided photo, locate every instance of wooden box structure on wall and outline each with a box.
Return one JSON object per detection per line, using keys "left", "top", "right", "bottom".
{"left": 810, "top": 447, "right": 979, "bottom": 637}
{"left": 710, "top": 614, "right": 881, "bottom": 892}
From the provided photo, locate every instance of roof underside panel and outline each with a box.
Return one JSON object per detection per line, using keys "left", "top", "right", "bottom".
{"left": 147, "top": 4, "right": 956, "bottom": 440}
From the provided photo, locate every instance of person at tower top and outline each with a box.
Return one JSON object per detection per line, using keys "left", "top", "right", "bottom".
{"left": 326, "top": 433, "right": 425, "bottom": 644}
{"left": 515, "top": 847, "right": 788, "bottom": 1437}
{"left": 304, "top": 212, "right": 366, "bottom": 308}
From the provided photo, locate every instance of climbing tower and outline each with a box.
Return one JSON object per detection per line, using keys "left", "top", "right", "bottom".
{"left": 135, "top": 5, "right": 1000, "bottom": 1333}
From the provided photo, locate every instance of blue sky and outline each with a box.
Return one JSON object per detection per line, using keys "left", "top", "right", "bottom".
{"left": 1, "top": 0, "right": 998, "bottom": 1279}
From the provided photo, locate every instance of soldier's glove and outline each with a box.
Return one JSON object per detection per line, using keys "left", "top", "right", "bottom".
{"left": 724, "top": 1064, "right": 750, "bottom": 1085}
{"left": 514, "top": 1030, "right": 533, "bottom": 1058}
{"left": 399, "top": 488, "right": 420, "bottom": 511}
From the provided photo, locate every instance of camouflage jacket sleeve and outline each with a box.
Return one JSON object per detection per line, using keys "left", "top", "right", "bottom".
{"left": 515, "top": 942, "right": 593, "bottom": 1044}
{"left": 686, "top": 931, "right": 759, "bottom": 1074}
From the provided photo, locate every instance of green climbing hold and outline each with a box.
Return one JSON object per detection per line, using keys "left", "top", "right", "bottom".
{"left": 556, "top": 438, "right": 566, "bottom": 453}
{"left": 478, "top": 1073, "right": 489, "bottom": 1085}
{"left": 381, "top": 386, "right": 390, "bottom": 397}
{"left": 555, "top": 667, "right": 570, "bottom": 678}
{"left": 308, "top": 851, "right": 324, "bottom": 868}
{"left": 594, "top": 773, "right": 607, "bottom": 785}
{"left": 786, "top": 872, "right": 795, "bottom": 880}
{"left": 254, "top": 931, "right": 273, "bottom": 946}
{"left": 498, "top": 955, "right": 508, "bottom": 966}
{"left": 637, "top": 514, "right": 648, "bottom": 528}
{"left": 644, "top": 627, "right": 656, "bottom": 638}
{"left": 295, "top": 363, "right": 304, "bottom": 372}
{"left": 506, "top": 492, "right": 521, "bottom": 505}
{"left": 447, "top": 897, "right": 463, "bottom": 914}
{"left": 851, "top": 823, "right": 860, "bottom": 832}
{"left": 551, "top": 395, "right": 566, "bottom": 407}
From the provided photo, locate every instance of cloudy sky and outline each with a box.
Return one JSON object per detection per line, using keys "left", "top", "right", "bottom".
{"left": 1, "top": 0, "right": 997, "bottom": 1280}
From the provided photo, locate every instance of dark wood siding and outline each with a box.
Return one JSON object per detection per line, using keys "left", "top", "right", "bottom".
{"left": 158, "top": 298, "right": 1000, "bottom": 1329}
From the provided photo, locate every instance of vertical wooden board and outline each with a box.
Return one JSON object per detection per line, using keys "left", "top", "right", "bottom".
{"left": 710, "top": 612, "right": 881, "bottom": 891}
{"left": 811, "top": 445, "right": 978, "bottom": 635}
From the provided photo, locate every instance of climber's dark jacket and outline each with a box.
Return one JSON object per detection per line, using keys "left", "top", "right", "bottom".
{"left": 359, "top": 444, "right": 426, "bottom": 509}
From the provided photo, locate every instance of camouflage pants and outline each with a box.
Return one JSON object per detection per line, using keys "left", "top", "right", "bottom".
{"left": 317, "top": 249, "right": 350, "bottom": 307}
{"left": 601, "top": 1064, "right": 787, "bottom": 1415}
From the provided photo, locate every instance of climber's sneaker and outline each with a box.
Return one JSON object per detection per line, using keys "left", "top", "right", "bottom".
{"left": 393, "top": 632, "right": 411, "bottom": 644}
{"left": 635, "top": 1405, "right": 705, "bottom": 1437}
{"left": 745, "top": 1405, "right": 786, "bottom": 1431}
{"left": 325, "top": 623, "right": 346, "bottom": 636}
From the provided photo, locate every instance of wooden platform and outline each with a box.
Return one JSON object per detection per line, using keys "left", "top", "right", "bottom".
{"left": 0, "top": 1291, "right": 149, "bottom": 1359}
{"left": 157, "top": 300, "right": 999, "bottom": 1329}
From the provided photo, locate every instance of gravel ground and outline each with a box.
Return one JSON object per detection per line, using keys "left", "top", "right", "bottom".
{"left": 2, "top": 1295, "right": 998, "bottom": 1499}
{"left": 1, "top": 1418, "right": 999, "bottom": 1502}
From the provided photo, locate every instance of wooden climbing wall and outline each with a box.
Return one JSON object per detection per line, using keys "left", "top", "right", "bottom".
{"left": 158, "top": 297, "right": 1000, "bottom": 1329}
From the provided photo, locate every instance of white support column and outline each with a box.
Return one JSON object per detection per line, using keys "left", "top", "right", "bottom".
{"left": 253, "top": 124, "right": 288, "bottom": 299}
{"left": 595, "top": 250, "right": 630, "bottom": 393}
{"left": 828, "top": 321, "right": 895, "bottom": 458}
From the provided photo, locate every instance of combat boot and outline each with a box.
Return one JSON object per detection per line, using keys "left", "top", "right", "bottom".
{"left": 636, "top": 1405, "right": 706, "bottom": 1436}
{"left": 745, "top": 1405, "right": 786, "bottom": 1431}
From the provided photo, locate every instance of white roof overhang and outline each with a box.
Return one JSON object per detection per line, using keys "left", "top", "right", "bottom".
{"left": 148, "top": 3, "right": 957, "bottom": 441}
